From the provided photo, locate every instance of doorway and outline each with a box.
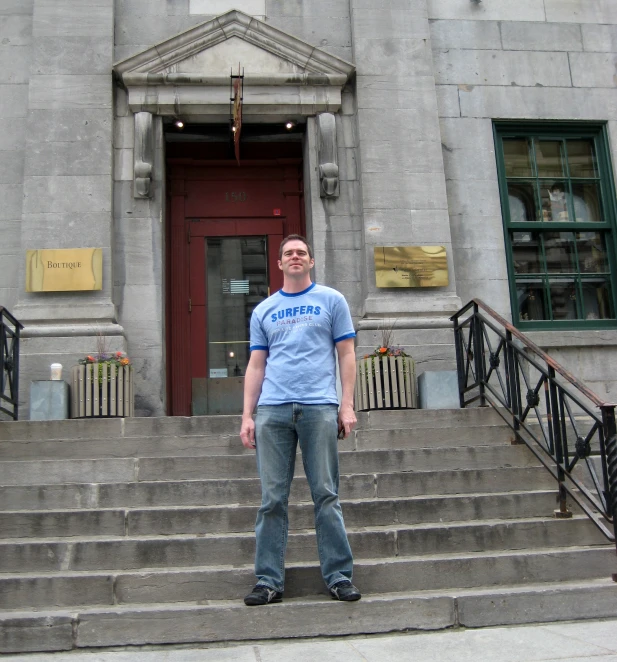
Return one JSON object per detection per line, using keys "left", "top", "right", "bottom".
{"left": 167, "top": 142, "right": 304, "bottom": 415}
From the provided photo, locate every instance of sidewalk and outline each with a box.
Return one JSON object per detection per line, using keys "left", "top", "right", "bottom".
{"left": 5, "top": 618, "right": 617, "bottom": 661}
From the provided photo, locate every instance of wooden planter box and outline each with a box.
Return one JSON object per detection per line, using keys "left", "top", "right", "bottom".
{"left": 355, "top": 356, "right": 417, "bottom": 411}
{"left": 71, "top": 363, "right": 134, "bottom": 418}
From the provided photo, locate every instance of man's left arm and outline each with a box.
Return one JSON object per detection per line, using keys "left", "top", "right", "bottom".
{"left": 336, "top": 337, "right": 357, "bottom": 439}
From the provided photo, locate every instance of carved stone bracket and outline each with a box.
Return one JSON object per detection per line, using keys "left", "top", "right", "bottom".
{"left": 317, "top": 113, "right": 339, "bottom": 198}
{"left": 133, "top": 111, "right": 153, "bottom": 198}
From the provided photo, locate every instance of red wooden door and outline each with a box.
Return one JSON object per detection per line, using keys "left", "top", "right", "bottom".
{"left": 167, "top": 158, "right": 303, "bottom": 415}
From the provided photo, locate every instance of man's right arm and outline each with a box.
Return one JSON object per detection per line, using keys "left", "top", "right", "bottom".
{"left": 240, "top": 349, "right": 267, "bottom": 449}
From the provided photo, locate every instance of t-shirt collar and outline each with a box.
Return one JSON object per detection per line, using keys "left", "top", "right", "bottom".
{"left": 279, "top": 282, "right": 316, "bottom": 298}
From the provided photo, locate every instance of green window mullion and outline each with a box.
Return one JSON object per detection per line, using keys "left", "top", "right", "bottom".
{"left": 602, "top": 226, "right": 617, "bottom": 319}
{"left": 496, "top": 135, "right": 513, "bottom": 226}
{"left": 562, "top": 138, "right": 571, "bottom": 180}
{"left": 543, "top": 274, "right": 553, "bottom": 322}
{"left": 575, "top": 276, "right": 584, "bottom": 319}
{"left": 571, "top": 233, "right": 583, "bottom": 317}
{"left": 508, "top": 222, "right": 609, "bottom": 232}
{"left": 529, "top": 138, "right": 543, "bottom": 223}
{"left": 539, "top": 232, "right": 548, "bottom": 275}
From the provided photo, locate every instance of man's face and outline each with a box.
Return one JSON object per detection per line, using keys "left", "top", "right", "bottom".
{"left": 278, "top": 240, "right": 314, "bottom": 277}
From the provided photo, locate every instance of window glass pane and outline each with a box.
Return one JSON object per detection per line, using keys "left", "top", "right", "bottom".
{"left": 206, "top": 237, "right": 267, "bottom": 379}
{"left": 571, "top": 182, "right": 602, "bottom": 222}
{"left": 540, "top": 181, "right": 570, "bottom": 222}
{"left": 577, "top": 232, "right": 609, "bottom": 273}
{"left": 508, "top": 182, "right": 537, "bottom": 222}
{"left": 582, "top": 280, "right": 614, "bottom": 320}
{"left": 497, "top": 126, "right": 616, "bottom": 328}
{"left": 511, "top": 231, "right": 542, "bottom": 274}
{"left": 535, "top": 140, "right": 565, "bottom": 178}
{"left": 517, "top": 282, "right": 547, "bottom": 321}
{"left": 549, "top": 280, "right": 579, "bottom": 320}
{"left": 503, "top": 138, "right": 532, "bottom": 177}
{"left": 543, "top": 232, "right": 576, "bottom": 273}
{"left": 567, "top": 139, "right": 597, "bottom": 178}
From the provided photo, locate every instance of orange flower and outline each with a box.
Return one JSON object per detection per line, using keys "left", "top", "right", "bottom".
{"left": 378, "top": 347, "right": 388, "bottom": 354}
{"left": 86, "top": 355, "right": 95, "bottom": 362}
{"left": 120, "top": 358, "right": 130, "bottom": 366}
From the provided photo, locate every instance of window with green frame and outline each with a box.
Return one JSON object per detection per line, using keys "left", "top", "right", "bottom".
{"left": 494, "top": 123, "right": 617, "bottom": 330}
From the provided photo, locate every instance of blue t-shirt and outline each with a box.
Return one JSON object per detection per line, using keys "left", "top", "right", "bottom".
{"left": 249, "top": 283, "right": 356, "bottom": 406}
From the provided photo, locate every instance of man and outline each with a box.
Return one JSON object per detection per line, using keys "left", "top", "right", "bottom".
{"left": 240, "top": 234, "right": 361, "bottom": 605}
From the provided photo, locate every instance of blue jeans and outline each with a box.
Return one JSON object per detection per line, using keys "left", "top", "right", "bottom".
{"left": 253, "top": 402, "right": 353, "bottom": 592}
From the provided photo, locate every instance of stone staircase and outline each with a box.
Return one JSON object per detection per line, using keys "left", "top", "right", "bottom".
{"left": 0, "top": 408, "right": 616, "bottom": 653}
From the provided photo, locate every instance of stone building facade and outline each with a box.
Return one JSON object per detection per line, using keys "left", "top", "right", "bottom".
{"left": 1, "top": 0, "right": 616, "bottom": 418}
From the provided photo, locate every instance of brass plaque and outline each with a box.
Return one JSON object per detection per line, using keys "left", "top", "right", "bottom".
{"left": 26, "top": 248, "right": 103, "bottom": 292}
{"left": 374, "top": 246, "right": 449, "bottom": 288}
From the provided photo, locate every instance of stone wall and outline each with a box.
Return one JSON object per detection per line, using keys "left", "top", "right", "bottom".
{"left": 430, "top": 0, "right": 617, "bottom": 399}
{"left": 4, "top": 0, "right": 617, "bottom": 416}
{"left": 9, "top": 0, "right": 123, "bottom": 418}
{"left": 0, "top": 0, "right": 32, "bottom": 313}
{"left": 112, "top": 0, "right": 358, "bottom": 415}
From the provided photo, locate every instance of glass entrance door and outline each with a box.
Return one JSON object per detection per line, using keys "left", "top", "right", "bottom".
{"left": 188, "top": 219, "right": 284, "bottom": 416}
{"left": 196, "top": 236, "right": 269, "bottom": 414}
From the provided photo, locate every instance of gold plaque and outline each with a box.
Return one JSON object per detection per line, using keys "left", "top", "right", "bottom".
{"left": 26, "top": 248, "right": 103, "bottom": 292}
{"left": 374, "top": 246, "right": 449, "bottom": 288}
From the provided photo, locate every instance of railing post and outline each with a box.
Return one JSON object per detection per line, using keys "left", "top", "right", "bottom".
{"left": 548, "top": 366, "right": 571, "bottom": 518}
{"left": 0, "top": 307, "right": 23, "bottom": 421}
{"left": 13, "top": 318, "right": 20, "bottom": 422}
{"left": 0, "top": 319, "right": 5, "bottom": 411}
{"left": 472, "top": 303, "right": 486, "bottom": 407}
{"left": 505, "top": 330, "right": 523, "bottom": 443}
{"left": 452, "top": 313, "right": 466, "bottom": 408}
{"left": 601, "top": 406, "right": 617, "bottom": 573}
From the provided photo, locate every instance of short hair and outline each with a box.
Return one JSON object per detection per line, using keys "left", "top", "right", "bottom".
{"left": 279, "top": 234, "right": 313, "bottom": 260}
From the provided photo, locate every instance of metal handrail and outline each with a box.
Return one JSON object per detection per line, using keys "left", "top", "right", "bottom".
{"left": 0, "top": 307, "right": 23, "bottom": 421}
{"left": 451, "top": 299, "right": 617, "bottom": 562}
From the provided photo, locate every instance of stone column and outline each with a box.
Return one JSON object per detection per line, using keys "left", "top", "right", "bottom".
{"left": 350, "top": 0, "right": 461, "bottom": 368}
{"left": 13, "top": 0, "right": 123, "bottom": 415}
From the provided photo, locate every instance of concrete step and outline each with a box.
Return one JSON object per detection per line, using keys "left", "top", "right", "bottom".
{"left": 0, "top": 423, "right": 514, "bottom": 460}
{"left": 0, "top": 408, "right": 512, "bottom": 459}
{"left": 0, "top": 445, "right": 537, "bottom": 486}
{"left": 0, "top": 545, "right": 613, "bottom": 611}
{"left": 2, "top": 574, "right": 616, "bottom": 653}
{"left": 134, "top": 445, "right": 539, "bottom": 482}
{"left": 0, "top": 408, "right": 507, "bottom": 442}
{"left": 0, "top": 491, "right": 564, "bottom": 538}
{"left": 0, "top": 466, "right": 556, "bottom": 507}
{"left": 0, "top": 517, "right": 606, "bottom": 574}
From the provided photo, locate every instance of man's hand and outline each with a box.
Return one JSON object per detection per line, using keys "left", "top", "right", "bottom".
{"left": 240, "top": 350, "right": 266, "bottom": 451}
{"left": 240, "top": 416, "right": 256, "bottom": 449}
{"left": 338, "top": 402, "right": 357, "bottom": 439}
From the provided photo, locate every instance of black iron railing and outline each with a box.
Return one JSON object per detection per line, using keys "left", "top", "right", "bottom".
{"left": 0, "top": 307, "right": 23, "bottom": 421}
{"left": 452, "top": 299, "right": 617, "bottom": 559}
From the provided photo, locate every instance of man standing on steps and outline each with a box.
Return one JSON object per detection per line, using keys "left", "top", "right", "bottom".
{"left": 240, "top": 234, "right": 361, "bottom": 606}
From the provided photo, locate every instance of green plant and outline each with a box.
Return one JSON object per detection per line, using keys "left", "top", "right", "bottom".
{"left": 78, "top": 333, "right": 131, "bottom": 384}
{"left": 363, "top": 318, "right": 408, "bottom": 359}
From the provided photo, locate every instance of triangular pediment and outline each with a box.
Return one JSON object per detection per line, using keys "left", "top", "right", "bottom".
{"left": 114, "top": 10, "right": 354, "bottom": 80}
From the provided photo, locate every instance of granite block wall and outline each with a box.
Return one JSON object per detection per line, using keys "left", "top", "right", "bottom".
{"left": 351, "top": 0, "right": 460, "bottom": 323}
{"left": 430, "top": 0, "right": 617, "bottom": 398}
{"left": 5, "top": 0, "right": 617, "bottom": 417}
{"left": 112, "top": 0, "right": 359, "bottom": 415}
{"left": 11, "top": 0, "right": 121, "bottom": 418}
{"left": 0, "top": 1, "right": 32, "bottom": 313}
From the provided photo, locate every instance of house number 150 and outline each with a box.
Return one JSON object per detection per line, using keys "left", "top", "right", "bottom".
{"left": 225, "top": 192, "right": 247, "bottom": 202}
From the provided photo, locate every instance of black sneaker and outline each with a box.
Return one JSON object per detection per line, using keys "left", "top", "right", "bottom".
{"left": 244, "top": 584, "right": 283, "bottom": 606}
{"left": 329, "top": 580, "right": 361, "bottom": 601}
